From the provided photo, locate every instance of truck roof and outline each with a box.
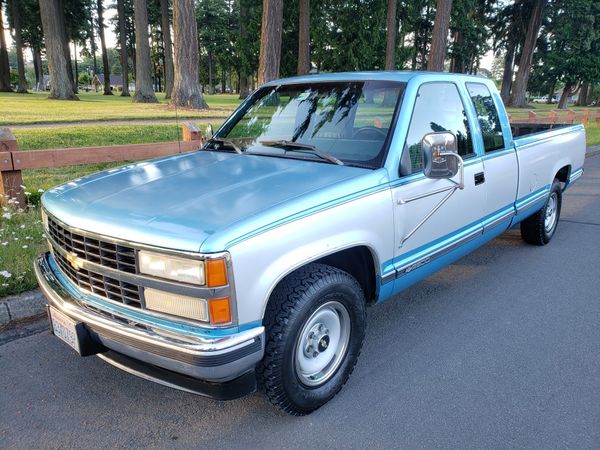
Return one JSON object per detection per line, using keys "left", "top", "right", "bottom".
{"left": 264, "top": 70, "right": 490, "bottom": 86}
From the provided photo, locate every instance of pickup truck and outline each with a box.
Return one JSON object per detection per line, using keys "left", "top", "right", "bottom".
{"left": 35, "top": 72, "right": 586, "bottom": 415}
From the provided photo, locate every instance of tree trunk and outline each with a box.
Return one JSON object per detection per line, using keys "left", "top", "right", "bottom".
{"left": 133, "top": 0, "right": 158, "bottom": 102}
{"left": 171, "top": 0, "right": 208, "bottom": 109}
{"left": 38, "top": 0, "right": 78, "bottom": 100}
{"left": 73, "top": 42, "right": 79, "bottom": 87}
{"left": 8, "top": 0, "right": 28, "bottom": 92}
{"left": 238, "top": 0, "right": 250, "bottom": 99}
{"left": 257, "top": 0, "right": 283, "bottom": 85}
{"left": 221, "top": 68, "right": 226, "bottom": 93}
{"left": 116, "top": 0, "right": 130, "bottom": 96}
{"left": 90, "top": 21, "right": 98, "bottom": 75}
{"left": 97, "top": 0, "right": 113, "bottom": 95}
{"left": 32, "top": 48, "right": 43, "bottom": 90}
{"left": 546, "top": 79, "right": 556, "bottom": 104}
{"left": 558, "top": 81, "right": 573, "bottom": 110}
{"left": 384, "top": 0, "right": 397, "bottom": 70}
{"left": 586, "top": 83, "right": 594, "bottom": 105}
{"left": 427, "top": 0, "right": 453, "bottom": 71}
{"left": 297, "top": 0, "right": 310, "bottom": 75}
{"left": 207, "top": 51, "right": 214, "bottom": 94}
{"left": 507, "top": 0, "right": 546, "bottom": 108}
{"left": 160, "top": 0, "right": 174, "bottom": 99}
{"left": 500, "top": 42, "right": 515, "bottom": 102}
{"left": 576, "top": 81, "right": 588, "bottom": 106}
{"left": 0, "top": 3, "right": 12, "bottom": 92}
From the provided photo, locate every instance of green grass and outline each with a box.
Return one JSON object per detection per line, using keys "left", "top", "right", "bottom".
{"left": 586, "top": 123, "right": 600, "bottom": 147}
{"left": 0, "top": 204, "right": 47, "bottom": 298}
{"left": 13, "top": 124, "right": 185, "bottom": 150}
{"left": 0, "top": 91, "right": 241, "bottom": 125}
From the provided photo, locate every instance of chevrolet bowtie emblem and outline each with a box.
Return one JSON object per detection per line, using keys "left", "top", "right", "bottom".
{"left": 66, "top": 253, "right": 82, "bottom": 270}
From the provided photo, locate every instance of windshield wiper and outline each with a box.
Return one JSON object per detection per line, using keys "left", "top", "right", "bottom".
{"left": 205, "top": 137, "right": 242, "bottom": 154}
{"left": 259, "top": 140, "right": 344, "bottom": 165}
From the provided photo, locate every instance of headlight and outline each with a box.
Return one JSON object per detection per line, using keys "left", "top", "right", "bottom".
{"left": 139, "top": 250, "right": 205, "bottom": 285}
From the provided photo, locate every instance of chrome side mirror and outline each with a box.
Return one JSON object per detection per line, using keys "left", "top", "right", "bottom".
{"left": 422, "top": 132, "right": 461, "bottom": 180}
{"left": 206, "top": 124, "right": 214, "bottom": 140}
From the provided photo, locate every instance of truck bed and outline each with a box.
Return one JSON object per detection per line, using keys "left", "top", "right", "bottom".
{"left": 510, "top": 122, "right": 570, "bottom": 138}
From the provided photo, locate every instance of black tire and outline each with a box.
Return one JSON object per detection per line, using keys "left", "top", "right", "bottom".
{"left": 257, "top": 263, "right": 367, "bottom": 416}
{"left": 520, "top": 178, "right": 562, "bottom": 245}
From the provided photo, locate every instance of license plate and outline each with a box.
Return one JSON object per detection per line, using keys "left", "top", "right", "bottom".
{"left": 49, "top": 306, "right": 80, "bottom": 353}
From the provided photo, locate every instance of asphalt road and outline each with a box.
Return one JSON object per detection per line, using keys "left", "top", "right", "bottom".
{"left": 1, "top": 156, "right": 599, "bottom": 449}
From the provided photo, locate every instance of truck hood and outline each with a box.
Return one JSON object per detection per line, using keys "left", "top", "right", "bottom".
{"left": 42, "top": 151, "right": 387, "bottom": 253}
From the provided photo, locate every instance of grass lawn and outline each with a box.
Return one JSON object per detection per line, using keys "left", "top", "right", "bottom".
{"left": 0, "top": 91, "right": 241, "bottom": 125}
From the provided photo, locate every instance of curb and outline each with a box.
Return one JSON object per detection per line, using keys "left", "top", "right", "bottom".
{"left": 587, "top": 145, "right": 600, "bottom": 157}
{"left": 0, "top": 289, "right": 46, "bottom": 327}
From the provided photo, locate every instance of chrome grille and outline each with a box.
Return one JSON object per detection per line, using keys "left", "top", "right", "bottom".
{"left": 54, "top": 250, "right": 143, "bottom": 307}
{"left": 48, "top": 216, "right": 137, "bottom": 274}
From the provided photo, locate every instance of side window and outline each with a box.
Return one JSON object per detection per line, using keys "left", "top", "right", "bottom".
{"left": 466, "top": 83, "right": 505, "bottom": 153}
{"left": 404, "top": 83, "right": 474, "bottom": 172}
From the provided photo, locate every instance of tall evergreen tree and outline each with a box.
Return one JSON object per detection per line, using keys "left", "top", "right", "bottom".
{"left": 39, "top": 0, "right": 78, "bottom": 99}
{"left": 257, "top": 0, "right": 283, "bottom": 85}
{"left": 0, "top": 1, "right": 12, "bottom": 92}
{"left": 117, "top": 0, "right": 130, "bottom": 96}
{"left": 428, "top": 0, "right": 453, "bottom": 71}
{"left": 507, "top": 0, "right": 546, "bottom": 108}
{"left": 160, "top": 0, "right": 174, "bottom": 98}
{"left": 297, "top": 0, "right": 310, "bottom": 74}
{"left": 133, "top": 0, "right": 158, "bottom": 102}
{"left": 172, "top": 0, "right": 207, "bottom": 108}
{"left": 7, "top": 0, "right": 27, "bottom": 92}
{"left": 97, "top": 0, "right": 113, "bottom": 95}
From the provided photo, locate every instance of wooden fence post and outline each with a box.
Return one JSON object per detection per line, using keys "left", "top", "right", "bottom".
{"left": 528, "top": 111, "right": 537, "bottom": 123}
{"left": 182, "top": 122, "right": 203, "bottom": 142}
{"left": 582, "top": 109, "right": 590, "bottom": 126}
{"left": 548, "top": 110, "right": 558, "bottom": 124}
{"left": 0, "top": 128, "right": 26, "bottom": 209}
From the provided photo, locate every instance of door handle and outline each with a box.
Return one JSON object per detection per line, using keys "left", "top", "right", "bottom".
{"left": 474, "top": 172, "right": 485, "bottom": 185}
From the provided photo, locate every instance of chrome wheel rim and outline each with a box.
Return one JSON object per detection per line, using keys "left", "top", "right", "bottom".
{"left": 544, "top": 193, "right": 558, "bottom": 233}
{"left": 295, "top": 301, "right": 351, "bottom": 387}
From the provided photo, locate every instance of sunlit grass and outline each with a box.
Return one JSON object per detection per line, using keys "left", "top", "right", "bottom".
{"left": 0, "top": 91, "right": 241, "bottom": 125}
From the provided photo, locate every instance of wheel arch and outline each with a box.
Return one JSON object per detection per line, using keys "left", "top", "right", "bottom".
{"left": 260, "top": 244, "right": 381, "bottom": 320}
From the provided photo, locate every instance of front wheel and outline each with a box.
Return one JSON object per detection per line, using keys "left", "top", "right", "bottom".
{"left": 520, "top": 178, "right": 562, "bottom": 245}
{"left": 257, "top": 263, "right": 366, "bottom": 415}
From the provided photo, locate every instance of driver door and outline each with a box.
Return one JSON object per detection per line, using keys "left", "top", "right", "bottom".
{"left": 389, "top": 82, "right": 486, "bottom": 294}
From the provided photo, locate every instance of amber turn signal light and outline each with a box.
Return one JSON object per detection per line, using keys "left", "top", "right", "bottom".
{"left": 208, "top": 297, "right": 232, "bottom": 325}
{"left": 205, "top": 259, "right": 228, "bottom": 287}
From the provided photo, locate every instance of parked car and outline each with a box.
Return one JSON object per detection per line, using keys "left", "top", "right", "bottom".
{"left": 36, "top": 71, "right": 586, "bottom": 415}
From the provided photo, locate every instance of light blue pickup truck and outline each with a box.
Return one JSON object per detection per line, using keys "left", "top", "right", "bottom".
{"left": 36, "top": 72, "right": 586, "bottom": 415}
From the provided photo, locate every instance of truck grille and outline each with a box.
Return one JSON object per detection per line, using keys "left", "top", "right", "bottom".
{"left": 47, "top": 216, "right": 137, "bottom": 274}
{"left": 54, "top": 250, "right": 143, "bottom": 307}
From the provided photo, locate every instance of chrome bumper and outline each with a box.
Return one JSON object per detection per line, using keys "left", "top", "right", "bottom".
{"left": 35, "top": 252, "right": 265, "bottom": 385}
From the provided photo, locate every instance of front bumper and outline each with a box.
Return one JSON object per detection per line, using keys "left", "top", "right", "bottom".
{"left": 35, "top": 252, "right": 265, "bottom": 399}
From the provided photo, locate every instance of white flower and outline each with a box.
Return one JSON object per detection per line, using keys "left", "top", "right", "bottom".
{"left": 22, "top": 245, "right": 28, "bottom": 249}
{"left": 0, "top": 271, "right": 12, "bottom": 278}
{"left": 42, "top": 233, "right": 47, "bottom": 238}
{"left": 1, "top": 242, "right": 7, "bottom": 246}
{"left": 20, "top": 185, "right": 26, "bottom": 189}
{"left": 38, "top": 189, "right": 45, "bottom": 193}
{"left": 1, "top": 213, "right": 11, "bottom": 220}
{"left": 24, "top": 192, "right": 31, "bottom": 196}
{"left": 20, "top": 224, "right": 25, "bottom": 229}
{"left": 25, "top": 236, "right": 32, "bottom": 240}
{"left": 1, "top": 283, "right": 8, "bottom": 287}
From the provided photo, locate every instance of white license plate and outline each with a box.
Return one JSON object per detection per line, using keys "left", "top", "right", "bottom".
{"left": 49, "top": 306, "right": 80, "bottom": 353}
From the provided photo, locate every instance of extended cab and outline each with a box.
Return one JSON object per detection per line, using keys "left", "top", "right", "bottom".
{"left": 35, "top": 72, "right": 586, "bottom": 415}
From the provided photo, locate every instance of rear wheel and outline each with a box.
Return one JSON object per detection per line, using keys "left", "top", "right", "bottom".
{"left": 520, "top": 179, "right": 562, "bottom": 245}
{"left": 257, "top": 263, "right": 366, "bottom": 415}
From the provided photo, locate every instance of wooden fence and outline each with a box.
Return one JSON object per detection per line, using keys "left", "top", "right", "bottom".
{"left": 0, "top": 123, "right": 203, "bottom": 208}
{"left": 1, "top": 109, "right": 598, "bottom": 209}
{"left": 508, "top": 108, "right": 600, "bottom": 125}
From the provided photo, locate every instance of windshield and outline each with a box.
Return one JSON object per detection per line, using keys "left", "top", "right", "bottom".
{"left": 212, "top": 80, "right": 405, "bottom": 168}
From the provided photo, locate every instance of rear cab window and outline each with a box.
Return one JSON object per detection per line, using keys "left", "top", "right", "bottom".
{"left": 465, "top": 83, "right": 505, "bottom": 153}
{"left": 403, "top": 82, "right": 475, "bottom": 173}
